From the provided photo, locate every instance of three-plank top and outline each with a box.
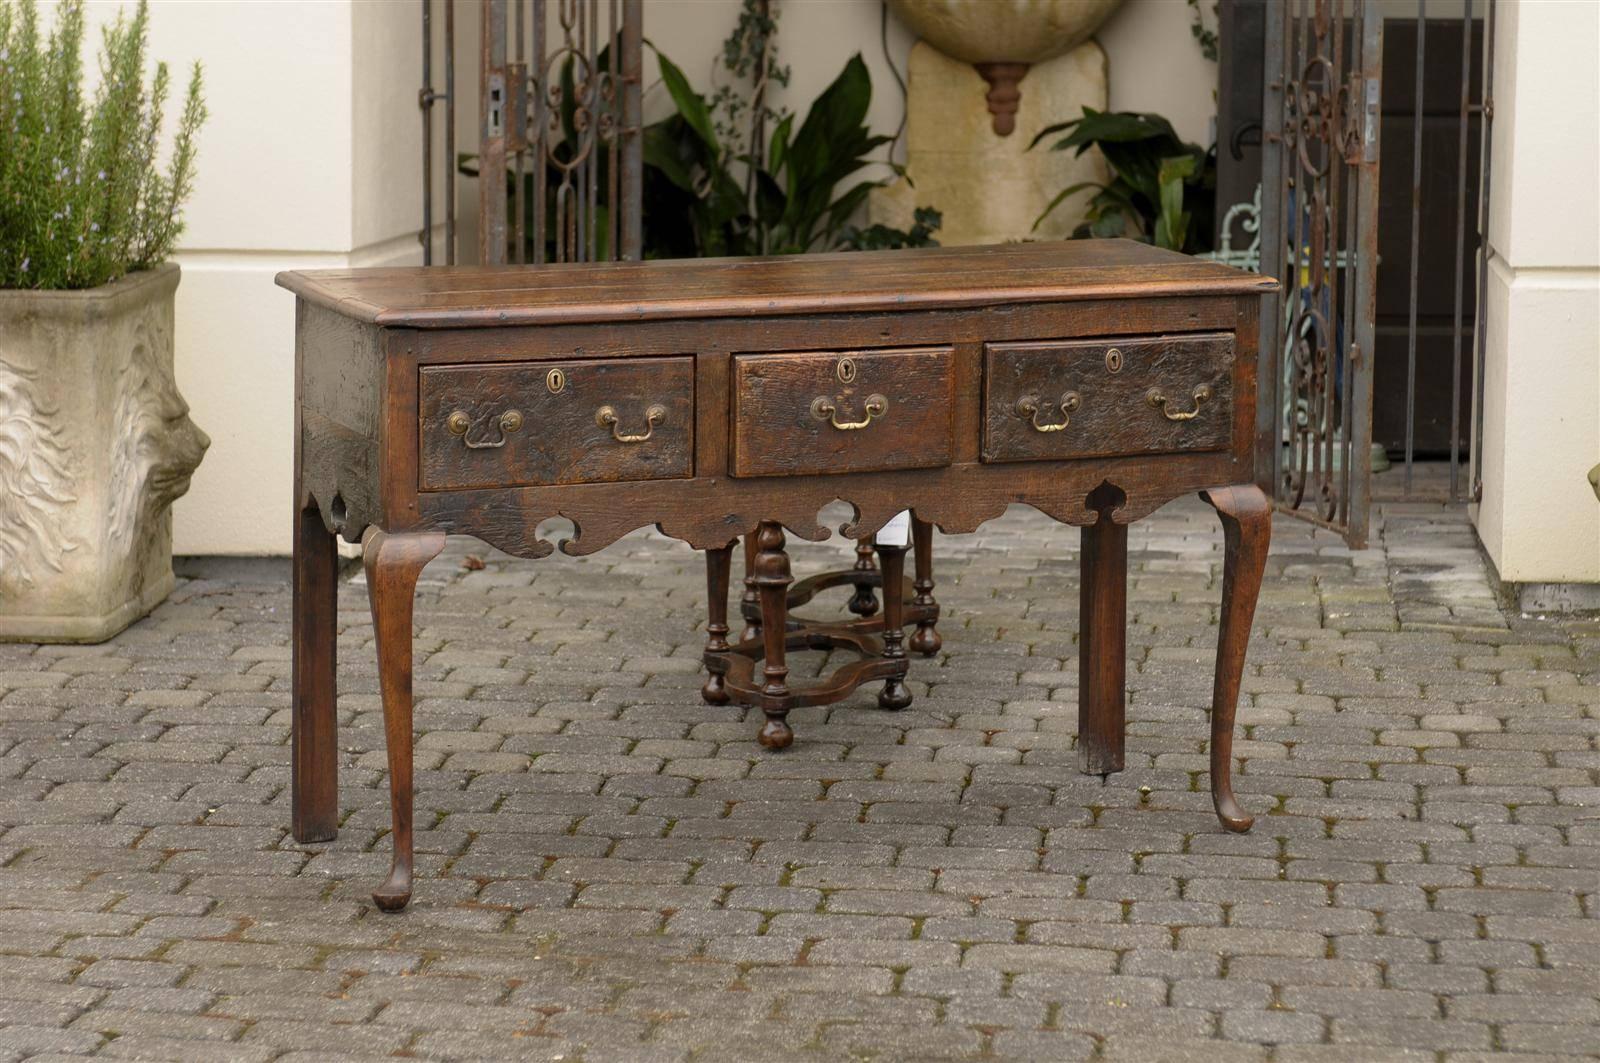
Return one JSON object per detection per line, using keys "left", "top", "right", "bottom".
{"left": 276, "top": 238, "right": 1276, "bottom": 330}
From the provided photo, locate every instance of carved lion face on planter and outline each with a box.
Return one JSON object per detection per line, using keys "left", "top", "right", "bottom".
{"left": 107, "top": 318, "right": 211, "bottom": 557}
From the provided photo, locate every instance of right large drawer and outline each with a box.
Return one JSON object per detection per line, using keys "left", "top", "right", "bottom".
{"left": 982, "top": 333, "right": 1235, "bottom": 463}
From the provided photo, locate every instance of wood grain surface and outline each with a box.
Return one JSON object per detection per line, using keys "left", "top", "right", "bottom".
{"left": 729, "top": 347, "right": 953, "bottom": 478}
{"left": 417, "top": 356, "right": 694, "bottom": 490}
{"left": 277, "top": 239, "right": 1276, "bottom": 329}
{"left": 982, "top": 333, "right": 1235, "bottom": 463}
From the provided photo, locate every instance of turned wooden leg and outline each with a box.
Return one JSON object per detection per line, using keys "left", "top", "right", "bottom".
{"left": 848, "top": 539, "right": 880, "bottom": 617}
{"left": 362, "top": 527, "right": 445, "bottom": 911}
{"left": 876, "top": 541, "right": 913, "bottom": 710}
{"left": 1199, "top": 484, "right": 1271, "bottom": 833}
{"left": 292, "top": 500, "right": 340, "bottom": 843}
{"left": 702, "top": 543, "right": 734, "bottom": 705}
{"left": 753, "top": 522, "right": 794, "bottom": 749}
{"left": 909, "top": 516, "right": 941, "bottom": 657}
{"left": 1078, "top": 505, "right": 1127, "bottom": 776}
{"left": 739, "top": 534, "right": 761, "bottom": 642}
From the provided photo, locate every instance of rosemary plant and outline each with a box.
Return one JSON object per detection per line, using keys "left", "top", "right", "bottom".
{"left": 0, "top": 0, "right": 206, "bottom": 290}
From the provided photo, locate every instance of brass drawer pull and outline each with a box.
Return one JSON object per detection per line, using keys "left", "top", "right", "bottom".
{"left": 1146, "top": 384, "right": 1213, "bottom": 421}
{"left": 446, "top": 408, "right": 522, "bottom": 449}
{"left": 811, "top": 393, "right": 887, "bottom": 431}
{"left": 1015, "top": 391, "right": 1081, "bottom": 433}
{"left": 596, "top": 403, "right": 666, "bottom": 443}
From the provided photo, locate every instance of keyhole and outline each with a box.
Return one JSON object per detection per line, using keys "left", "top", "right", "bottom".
{"left": 1105, "top": 348, "right": 1123, "bottom": 373}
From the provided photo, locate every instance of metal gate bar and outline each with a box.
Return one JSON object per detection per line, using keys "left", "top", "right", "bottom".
{"left": 479, "top": 0, "right": 642, "bottom": 266}
{"left": 1412, "top": 0, "right": 1494, "bottom": 503}
{"left": 1468, "top": 0, "right": 1496, "bottom": 503}
{"left": 1258, "top": 0, "right": 1494, "bottom": 546}
{"left": 1258, "top": 0, "right": 1381, "bottom": 547}
{"left": 420, "top": 0, "right": 457, "bottom": 266}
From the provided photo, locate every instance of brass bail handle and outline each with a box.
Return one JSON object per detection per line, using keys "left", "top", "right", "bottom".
{"left": 811, "top": 393, "right": 888, "bottom": 431}
{"left": 596, "top": 403, "right": 666, "bottom": 443}
{"left": 447, "top": 409, "right": 522, "bottom": 449}
{"left": 1015, "top": 391, "right": 1081, "bottom": 433}
{"left": 1146, "top": 383, "right": 1213, "bottom": 421}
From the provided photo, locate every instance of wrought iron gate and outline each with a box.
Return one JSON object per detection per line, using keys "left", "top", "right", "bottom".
{"left": 1257, "top": 0, "right": 1495, "bottom": 548}
{"left": 479, "top": 0, "right": 643, "bottom": 265}
{"left": 1257, "top": 0, "right": 1382, "bottom": 547}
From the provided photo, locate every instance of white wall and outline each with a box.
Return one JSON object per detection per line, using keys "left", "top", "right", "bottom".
{"left": 71, "top": 1, "right": 428, "bottom": 555}
{"left": 643, "top": 0, "right": 1217, "bottom": 162}
{"left": 86, "top": 0, "right": 1214, "bottom": 556}
{"left": 1472, "top": 0, "right": 1600, "bottom": 585}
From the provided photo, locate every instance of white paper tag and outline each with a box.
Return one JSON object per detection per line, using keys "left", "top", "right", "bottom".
{"left": 875, "top": 510, "right": 912, "bottom": 548}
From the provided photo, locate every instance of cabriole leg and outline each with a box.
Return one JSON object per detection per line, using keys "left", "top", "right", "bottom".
{"left": 362, "top": 527, "right": 446, "bottom": 911}
{"left": 1199, "top": 484, "right": 1271, "bottom": 833}
{"left": 292, "top": 500, "right": 340, "bottom": 843}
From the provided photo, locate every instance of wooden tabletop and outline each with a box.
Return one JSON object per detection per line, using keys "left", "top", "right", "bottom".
{"left": 277, "top": 239, "right": 1275, "bottom": 330}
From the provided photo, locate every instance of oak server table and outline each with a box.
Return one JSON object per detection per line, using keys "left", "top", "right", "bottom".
{"left": 279, "top": 240, "right": 1277, "bottom": 911}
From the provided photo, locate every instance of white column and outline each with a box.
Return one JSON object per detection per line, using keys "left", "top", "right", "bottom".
{"left": 93, "top": 1, "right": 445, "bottom": 555}
{"left": 1472, "top": 0, "right": 1600, "bottom": 589}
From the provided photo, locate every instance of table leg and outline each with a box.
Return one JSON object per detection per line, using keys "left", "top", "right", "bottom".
{"left": 702, "top": 543, "right": 734, "bottom": 705}
{"left": 848, "top": 539, "right": 880, "bottom": 617}
{"left": 362, "top": 527, "right": 445, "bottom": 912}
{"left": 292, "top": 500, "right": 340, "bottom": 843}
{"left": 909, "top": 516, "right": 941, "bottom": 656}
{"left": 739, "top": 534, "right": 761, "bottom": 642}
{"left": 1078, "top": 507, "right": 1127, "bottom": 776}
{"left": 1200, "top": 484, "right": 1271, "bottom": 833}
{"left": 876, "top": 542, "right": 913, "bottom": 709}
{"left": 753, "top": 522, "right": 795, "bottom": 749}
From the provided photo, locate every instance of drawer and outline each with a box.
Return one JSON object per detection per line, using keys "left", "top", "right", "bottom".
{"left": 982, "top": 333, "right": 1234, "bottom": 464}
{"left": 730, "top": 346, "right": 954, "bottom": 478}
{"left": 418, "top": 357, "right": 694, "bottom": 491}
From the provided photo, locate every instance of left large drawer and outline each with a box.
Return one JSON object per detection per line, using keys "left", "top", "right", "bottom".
{"left": 418, "top": 357, "right": 694, "bottom": 491}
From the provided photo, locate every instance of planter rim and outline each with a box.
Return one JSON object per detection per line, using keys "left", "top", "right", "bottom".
{"left": 0, "top": 262, "right": 180, "bottom": 320}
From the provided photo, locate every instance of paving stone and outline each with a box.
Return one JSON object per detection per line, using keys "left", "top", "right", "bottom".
{"left": 0, "top": 486, "right": 1588, "bottom": 1059}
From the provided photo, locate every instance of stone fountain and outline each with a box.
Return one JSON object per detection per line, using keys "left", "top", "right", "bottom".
{"left": 871, "top": 0, "right": 1127, "bottom": 246}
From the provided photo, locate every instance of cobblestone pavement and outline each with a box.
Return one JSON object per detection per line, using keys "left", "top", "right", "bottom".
{"left": 0, "top": 476, "right": 1596, "bottom": 1062}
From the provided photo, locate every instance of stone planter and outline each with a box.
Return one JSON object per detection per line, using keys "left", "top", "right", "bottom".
{"left": 0, "top": 264, "right": 209, "bottom": 642}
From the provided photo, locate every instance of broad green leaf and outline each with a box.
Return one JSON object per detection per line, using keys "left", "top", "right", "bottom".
{"left": 1155, "top": 154, "right": 1196, "bottom": 250}
{"left": 767, "top": 112, "right": 793, "bottom": 175}
{"left": 657, "top": 52, "right": 719, "bottom": 156}
{"left": 1031, "top": 181, "right": 1106, "bottom": 231}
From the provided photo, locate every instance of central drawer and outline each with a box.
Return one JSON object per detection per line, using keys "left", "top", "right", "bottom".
{"left": 729, "top": 346, "right": 954, "bottom": 478}
{"left": 418, "top": 357, "right": 694, "bottom": 491}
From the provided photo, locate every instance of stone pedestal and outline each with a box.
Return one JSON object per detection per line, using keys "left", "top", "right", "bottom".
{"left": 870, "top": 40, "right": 1111, "bottom": 247}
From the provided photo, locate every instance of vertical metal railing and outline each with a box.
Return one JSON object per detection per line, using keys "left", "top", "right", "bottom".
{"left": 1259, "top": 0, "right": 1494, "bottom": 546}
{"left": 420, "top": 0, "right": 457, "bottom": 265}
{"left": 418, "top": 2, "right": 647, "bottom": 265}
{"left": 1259, "top": 0, "right": 1381, "bottom": 548}
{"left": 1467, "top": 0, "right": 1496, "bottom": 503}
{"left": 1402, "top": 0, "right": 1494, "bottom": 503}
{"left": 478, "top": 0, "right": 642, "bottom": 266}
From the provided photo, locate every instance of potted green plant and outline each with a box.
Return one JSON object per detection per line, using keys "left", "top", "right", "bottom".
{"left": 1031, "top": 107, "right": 1216, "bottom": 253}
{"left": 0, "top": 0, "right": 209, "bottom": 641}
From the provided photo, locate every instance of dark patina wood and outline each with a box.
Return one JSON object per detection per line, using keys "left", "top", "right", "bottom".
{"left": 280, "top": 239, "right": 1276, "bottom": 910}
{"left": 418, "top": 355, "right": 694, "bottom": 490}
{"left": 1078, "top": 483, "right": 1128, "bottom": 775}
{"left": 982, "top": 333, "right": 1235, "bottom": 464}
{"left": 729, "top": 347, "right": 954, "bottom": 478}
